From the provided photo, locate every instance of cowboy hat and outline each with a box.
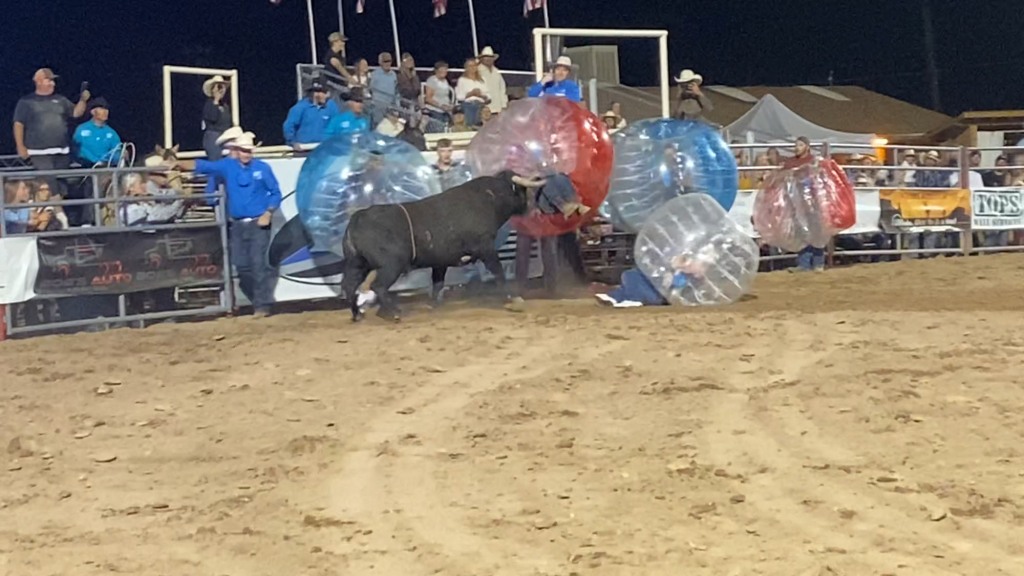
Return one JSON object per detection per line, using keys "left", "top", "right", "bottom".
{"left": 144, "top": 154, "right": 173, "bottom": 172}
{"left": 88, "top": 97, "right": 110, "bottom": 112}
{"left": 202, "top": 75, "right": 229, "bottom": 97}
{"left": 553, "top": 55, "right": 573, "bottom": 68}
{"left": 229, "top": 133, "right": 260, "bottom": 151}
{"left": 674, "top": 69, "right": 703, "bottom": 85}
{"left": 601, "top": 110, "right": 618, "bottom": 119}
{"left": 925, "top": 150, "right": 940, "bottom": 160}
{"left": 328, "top": 32, "right": 347, "bottom": 43}
{"left": 344, "top": 86, "right": 365, "bottom": 103}
{"left": 215, "top": 126, "right": 246, "bottom": 146}
{"left": 307, "top": 81, "right": 328, "bottom": 93}
{"left": 478, "top": 46, "right": 499, "bottom": 60}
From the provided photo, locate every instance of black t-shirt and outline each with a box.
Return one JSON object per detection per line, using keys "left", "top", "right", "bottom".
{"left": 323, "top": 49, "right": 347, "bottom": 75}
{"left": 13, "top": 93, "right": 74, "bottom": 150}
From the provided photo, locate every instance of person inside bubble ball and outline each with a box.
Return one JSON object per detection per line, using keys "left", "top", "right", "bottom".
{"left": 594, "top": 248, "right": 711, "bottom": 308}
{"left": 780, "top": 136, "right": 827, "bottom": 273}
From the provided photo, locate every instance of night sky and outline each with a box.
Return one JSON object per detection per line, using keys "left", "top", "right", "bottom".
{"left": 2, "top": 0, "right": 1022, "bottom": 154}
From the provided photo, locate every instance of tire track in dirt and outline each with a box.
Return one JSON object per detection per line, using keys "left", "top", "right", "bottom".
{"left": 325, "top": 327, "right": 627, "bottom": 575}
{"left": 700, "top": 314, "right": 1024, "bottom": 575}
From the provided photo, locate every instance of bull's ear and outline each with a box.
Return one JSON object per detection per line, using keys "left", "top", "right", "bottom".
{"left": 154, "top": 145, "right": 165, "bottom": 155}
{"left": 170, "top": 144, "right": 180, "bottom": 154}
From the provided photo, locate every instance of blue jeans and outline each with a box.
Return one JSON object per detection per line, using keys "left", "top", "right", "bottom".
{"left": 460, "top": 101, "right": 484, "bottom": 127}
{"left": 797, "top": 246, "right": 825, "bottom": 270}
{"left": 608, "top": 269, "right": 667, "bottom": 305}
{"left": 229, "top": 219, "right": 276, "bottom": 312}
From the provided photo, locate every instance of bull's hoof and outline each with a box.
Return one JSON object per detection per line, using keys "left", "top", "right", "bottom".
{"left": 376, "top": 308, "right": 402, "bottom": 323}
{"left": 504, "top": 296, "right": 527, "bottom": 313}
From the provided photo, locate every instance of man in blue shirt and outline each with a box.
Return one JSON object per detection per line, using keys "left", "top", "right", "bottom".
{"left": 368, "top": 52, "right": 398, "bottom": 126}
{"left": 325, "top": 87, "right": 370, "bottom": 137}
{"left": 282, "top": 82, "right": 340, "bottom": 150}
{"left": 188, "top": 133, "right": 282, "bottom": 318}
{"left": 527, "top": 56, "right": 582, "bottom": 102}
{"left": 73, "top": 97, "right": 122, "bottom": 166}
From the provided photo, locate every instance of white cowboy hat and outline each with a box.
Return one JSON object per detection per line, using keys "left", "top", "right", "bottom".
{"left": 674, "top": 69, "right": 703, "bottom": 85}
{"left": 925, "top": 150, "right": 940, "bottom": 160}
{"left": 478, "top": 46, "right": 499, "bottom": 60}
{"left": 202, "top": 75, "right": 229, "bottom": 97}
{"left": 229, "top": 133, "right": 261, "bottom": 151}
{"left": 554, "top": 55, "right": 573, "bottom": 68}
{"left": 215, "top": 126, "right": 246, "bottom": 146}
{"left": 144, "top": 155, "right": 171, "bottom": 169}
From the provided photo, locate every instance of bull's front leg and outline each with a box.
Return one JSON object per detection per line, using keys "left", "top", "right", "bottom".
{"left": 481, "top": 251, "right": 526, "bottom": 313}
{"left": 430, "top": 266, "right": 448, "bottom": 308}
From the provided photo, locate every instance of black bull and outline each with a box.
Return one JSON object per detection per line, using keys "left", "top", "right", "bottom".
{"left": 340, "top": 170, "right": 586, "bottom": 322}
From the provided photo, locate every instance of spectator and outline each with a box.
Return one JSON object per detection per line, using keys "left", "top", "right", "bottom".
{"left": 369, "top": 52, "right": 398, "bottom": 125}
{"left": 432, "top": 138, "right": 465, "bottom": 189}
{"left": 982, "top": 155, "right": 1009, "bottom": 187}
{"left": 323, "top": 32, "right": 355, "bottom": 85}
{"left": 950, "top": 150, "right": 984, "bottom": 189}
{"left": 3, "top": 180, "right": 38, "bottom": 234}
{"left": 673, "top": 69, "right": 712, "bottom": 121}
{"left": 325, "top": 87, "right": 370, "bottom": 137}
{"left": 73, "top": 97, "right": 122, "bottom": 166}
{"left": 13, "top": 68, "right": 89, "bottom": 170}
{"left": 187, "top": 133, "right": 282, "bottom": 318}
{"left": 477, "top": 46, "right": 508, "bottom": 115}
{"left": 283, "top": 82, "right": 340, "bottom": 149}
{"left": 480, "top": 106, "right": 493, "bottom": 125}
{"left": 527, "top": 56, "right": 582, "bottom": 102}
{"left": 610, "top": 101, "right": 627, "bottom": 128}
{"left": 201, "top": 75, "right": 232, "bottom": 160}
{"left": 375, "top": 109, "right": 405, "bottom": 137}
{"left": 31, "top": 179, "right": 68, "bottom": 231}
{"left": 449, "top": 108, "right": 473, "bottom": 133}
{"left": 423, "top": 61, "right": 455, "bottom": 128}
{"left": 117, "top": 165, "right": 186, "bottom": 227}
{"left": 601, "top": 110, "right": 618, "bottom": 130}
{"left": 396, "top": 52, "right": 422, "bottom": 104}
{"left": 915, "top": 150, "right": 950, "bottom": 188}
{"left": 351, "top": 58, "right": 371, "bottom": 87}
{"left": 13, "top": 68, "right": 89, "bottom": 222}
{"left": 455, "top": 58, "right": 490, "bottom": 127}
{"left": 203, "top": 126, "right": 247, "bottom": 204}
{"left": 897, "top": 149, "right": 918, "bottom": 186}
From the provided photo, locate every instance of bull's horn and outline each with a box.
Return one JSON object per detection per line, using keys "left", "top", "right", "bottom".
{"left": 560, "top": 202, "right": 590, "bottom": 217}
{"left": 511, "top": 175, "right": 547, "bottom": 188}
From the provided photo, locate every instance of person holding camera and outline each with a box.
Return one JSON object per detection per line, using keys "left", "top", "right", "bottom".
{"left": 673, "top": 69, "right": 713, "bottom": 121}
{"left": 201, "top": 75, "right": 233, "bottom": 160}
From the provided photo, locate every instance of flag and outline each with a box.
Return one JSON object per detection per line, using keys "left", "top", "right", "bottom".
{"left": 523, "top": 0, "right": 544, "bottom": 17}
{"left": 433, "top": 0, "right": 447, "bottom": 17}
{"left": 356, "top": 0, "right": 365, "bottom": 13}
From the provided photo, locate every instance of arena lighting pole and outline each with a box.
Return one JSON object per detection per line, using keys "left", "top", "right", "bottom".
{"left": 388, "top": 0, "right": 401, "bottom": 59}
{"left": 467, "top": 0, "right": 480, "bottom": 57}
{"left": 306, "top": 0, "right": 318, "bottom": 63}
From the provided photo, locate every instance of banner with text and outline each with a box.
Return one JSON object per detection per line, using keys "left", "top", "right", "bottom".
{"left": 878, "top": 188, "right": 971, "bottom": 233}
{"left": 971, "top": 187, "right": 1024, "bottom": 230}
{"left": 33, "top": 228, "right": 224, "bottom": 296}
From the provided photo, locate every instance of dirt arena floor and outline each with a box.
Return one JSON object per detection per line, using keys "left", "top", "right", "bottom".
{"left": 2, "top": 254, "right": 1024, "bottom": 576}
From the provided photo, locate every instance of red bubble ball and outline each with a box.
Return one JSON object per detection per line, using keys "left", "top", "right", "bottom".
{"left": 466, "top": 96, "right": 613, "bottom": 237}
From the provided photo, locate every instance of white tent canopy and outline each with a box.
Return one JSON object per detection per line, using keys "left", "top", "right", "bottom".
{"left": 725, "top": 94, "right": 876, "bottom": 153}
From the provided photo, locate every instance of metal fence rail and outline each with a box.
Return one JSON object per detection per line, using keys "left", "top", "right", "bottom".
{"left": 0, "top": 166, "right": 233, "bottom": 339}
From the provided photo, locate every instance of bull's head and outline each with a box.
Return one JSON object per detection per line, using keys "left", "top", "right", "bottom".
{"left": 510, "top": 174, "right": 590, "bottom": 217}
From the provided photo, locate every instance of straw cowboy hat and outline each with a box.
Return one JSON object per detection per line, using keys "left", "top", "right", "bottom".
{"left": 215, "top": 126, "right": 246, "bottom": 146}
{"left": 202, "top": 75, "right": 229, "bottom": 97}
{"left": 144, "top": 154, "right": 172, "bottom": 170}
{"left": 925, "top": 150, "right": 940, "bottom": 161}
{"left": 229, "top": 133, "right": 262, "bottom": 151}
{"left": 602, "top": 110, "right": 618, "bottom": 120}
{"left": 478, "top": 46, "right": 499, "bottom": 60}
{"left": 674, "top": 69, "right": 703, "bottom": 85}
{"left": 554, "top": 55, "right": 573, "bottom": 69}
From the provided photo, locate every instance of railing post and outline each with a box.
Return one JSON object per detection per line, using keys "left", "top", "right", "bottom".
{"left": 960, "top": 145, "right": 974, "bottom": 256}
{"left": 588, "top": 78, "right": 598, "bottom": 116}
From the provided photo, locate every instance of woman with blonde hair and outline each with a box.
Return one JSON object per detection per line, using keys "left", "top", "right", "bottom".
{"left": 455, "top": 57, "right": 490, "bottom": 127}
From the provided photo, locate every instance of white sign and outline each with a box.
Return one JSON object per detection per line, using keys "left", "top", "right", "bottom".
{"left": 971, "top": 188, "right": 1024, "bottom": 230}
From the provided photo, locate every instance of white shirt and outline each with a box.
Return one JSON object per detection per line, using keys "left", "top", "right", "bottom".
{"left": 949, "top": 170, "right": 985, "bottom": 189}
{"left": 455, "top": 76, "right": 488, "bottom": 103}
{"left": 478, "top": 65, "right": 507, "bottom": 112}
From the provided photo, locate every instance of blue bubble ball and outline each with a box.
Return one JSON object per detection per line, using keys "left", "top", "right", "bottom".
{"left": 603, "top": 119, "right": 738, "bottom": 233}
{"left": 295, "top": 133, "right": 441, "bottom": 254}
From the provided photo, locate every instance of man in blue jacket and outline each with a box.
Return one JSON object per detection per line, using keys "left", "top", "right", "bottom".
{"left": 527, "top": 56, "right": 582, "bottom": 102}
{"left": 283, "top": 82, "right": 340, "bottom": 150}
{"left": 186, "top": 133, "right": 282, "bottom": 318}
